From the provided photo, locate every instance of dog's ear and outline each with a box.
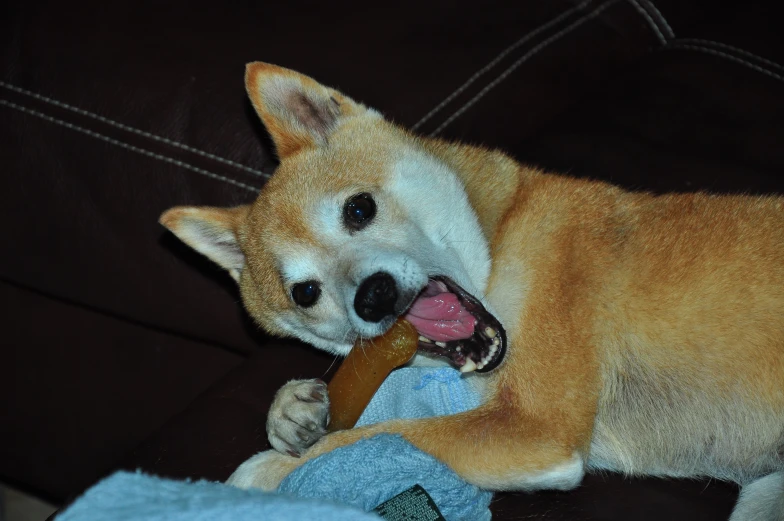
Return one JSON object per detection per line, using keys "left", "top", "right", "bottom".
{"left": 159, "top": 205, "right": 250, "bottom": 282}
{"left": 245, "top": 62, "right": 375, "bottom": 158}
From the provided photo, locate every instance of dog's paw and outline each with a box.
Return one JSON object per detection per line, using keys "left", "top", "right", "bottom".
{"left": 225, "top": 449, "right": 300, "bottom": 491}
{"left": 267, "top": 378, "right": 329, "bottom": 456}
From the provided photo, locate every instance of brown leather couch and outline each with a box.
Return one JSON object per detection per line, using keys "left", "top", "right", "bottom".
{"left": 3, "top": 0, "right": 782, "bottom": 519}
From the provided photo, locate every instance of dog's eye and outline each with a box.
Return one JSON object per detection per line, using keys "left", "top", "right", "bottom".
{"left": 343, "top": 193, "right": 376, "bottom": 230}
{"left": 291, "top": 281, "right": 321, "bottom": 308}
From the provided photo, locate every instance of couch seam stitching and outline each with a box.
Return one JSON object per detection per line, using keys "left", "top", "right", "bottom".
{"left": 0, "top": 81, "right": 269, "bottom": 179}
{"left": 0, "top": 98, "right": 261, "bottom": 193}
{"left": 664, "top": 44, "right": 784, "bottom": 84}
{"left": 637, "top": 0, "right": 674, "bottom": 39}
{"left": 674, "top": 39, "right": 784, "bottom": 72}
{"left": 626, "top": 0, "right": 668, "bottom": 45}
{"left": 430, "top": 0, "right": 621, "bottom": 137}
{"left": 411, "top": 0, "right": 596, "bottom": 132}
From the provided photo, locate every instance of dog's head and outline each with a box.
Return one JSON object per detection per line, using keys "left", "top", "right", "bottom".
{"left": 160, "top": 63, "right": 506, "bottom": 373}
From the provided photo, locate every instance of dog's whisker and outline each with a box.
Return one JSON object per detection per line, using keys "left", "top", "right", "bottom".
{"left": 439, "top": 224, "right": 457, "bottom": 243}
{"left": 321, "top": 354, "right": 342, "bottom": 379}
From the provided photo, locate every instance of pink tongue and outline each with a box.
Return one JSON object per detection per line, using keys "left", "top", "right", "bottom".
{"left": 404, "top": 291, "right": 476, "bottom": 341}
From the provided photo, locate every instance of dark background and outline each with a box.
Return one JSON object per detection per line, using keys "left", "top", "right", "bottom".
{"left": 2, "top": 0, "right": 782, "bottom": 519}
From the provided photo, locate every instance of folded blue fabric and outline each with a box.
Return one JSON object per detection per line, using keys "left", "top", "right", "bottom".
{"left": 278, "top": 366, "right": 493, "bottom": 521}
{"left": 58, "top": 367, "right": 492, "bottom": 521}
{"left": 57, "top": 470, "right": 381, "bottom": 521}
{"left": 356, "top": 366, "right": 483, "bottom": 425}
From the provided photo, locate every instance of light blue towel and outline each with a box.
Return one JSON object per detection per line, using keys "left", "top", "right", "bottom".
{"left": 278, "top": 366, "right": 493, "bottom": 521}
{"left": 279, "top": 434, "right": 492, "bottom": 521}
{"left": 57, "top": 471, "right": 381, "bottom": 521}
{"left": 57, "top": 366, "right": 492, "bottom": 521}
{"left": 356, "top": 366, "right": 483, "bottom": 425}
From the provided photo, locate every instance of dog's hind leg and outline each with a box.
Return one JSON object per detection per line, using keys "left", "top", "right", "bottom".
{"left": 730, "top": 471, "right": 784, "bottom": 521}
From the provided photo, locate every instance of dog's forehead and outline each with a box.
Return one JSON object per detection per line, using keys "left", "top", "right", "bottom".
{"left": 248, "top": 138, "right": 397, "bottom": 232}
{"left": 242, "top": 154, "right": 383, "bottom": 272}
{"left": 241, "top": 119, "right": 425, "bottom": 287}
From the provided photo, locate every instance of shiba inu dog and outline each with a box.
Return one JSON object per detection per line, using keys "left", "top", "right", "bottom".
{"left": 160, "top": 63, "right": 784, "bottom": 520}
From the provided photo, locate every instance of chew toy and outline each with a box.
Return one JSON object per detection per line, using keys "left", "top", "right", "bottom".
{"left": 327, "top": 320, "right": 419, "bottom": 431}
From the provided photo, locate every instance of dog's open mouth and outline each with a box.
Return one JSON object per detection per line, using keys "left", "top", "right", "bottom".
{"left": 403, "top": 277, "right": 506, "bottom": 373}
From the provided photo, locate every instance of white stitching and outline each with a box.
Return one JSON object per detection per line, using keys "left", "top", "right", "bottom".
{"left": 411, "top": 0, "right": 596, "bottom": 131}
{"left": 664, "top": 44, "right": 784, "bottom": 84}
{"left": 0, "top": 81, "right": 270, "bottom": 179}
{"left": 626, "top": 0, "right": 667, "bottom": 45}
{"left": 638, "top": 0, "right": 674, "bottom": 39}
{"left": 675, "top": 39, "right": 784, "bottom": 72}
{"left": 430, "top": 0, "right": 621, "bottom": 137}
{"left": 0, "top": 98, "right": 261, "bottom": 193}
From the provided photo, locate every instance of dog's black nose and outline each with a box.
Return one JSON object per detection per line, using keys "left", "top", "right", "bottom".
{"left": 354, "top": 272, "right": 398, "bottom": 323}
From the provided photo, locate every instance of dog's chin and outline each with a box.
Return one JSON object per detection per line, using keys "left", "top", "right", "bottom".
{"left": 332, "top": 341, "right": 357, "bottom": 357}
{"left": 349, "top": 315, "right": 395, "bottom": 340}
{"left": 296, "top": 331, "right": 355, "bottom": 357}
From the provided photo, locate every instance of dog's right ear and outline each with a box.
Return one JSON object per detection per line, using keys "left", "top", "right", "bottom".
{"left": 245, "top": 62, "right": 376, "bottom": 159}
{"left": 159, "top": 205, "right": 250, "bottom": 282}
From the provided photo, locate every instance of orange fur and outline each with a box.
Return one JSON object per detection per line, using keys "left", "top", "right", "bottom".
{"left": 162, "top": 64, "right": 784, "bottom": 507}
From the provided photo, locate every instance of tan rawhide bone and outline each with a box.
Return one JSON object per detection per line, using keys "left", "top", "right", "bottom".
{"left": 327, "top": 319, "right": 419, "bottom": 432}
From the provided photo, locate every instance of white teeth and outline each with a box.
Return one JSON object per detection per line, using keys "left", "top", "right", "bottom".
{"left": 456, "top": 346, "right": 462, "bottom": 352}
{"left": 419, "top": 336, "right": 432, "bottom": 343}
{"left": 477, "top": 344, "right": 498, "bottom": 368}
{"left": 484, "top": 327, "right": 497, "bottom": 338}
{"left": 492, "top": 337, "right": 500, "bottom": 346}
{"left": 460, "top": 358, "right": 477, "bottom": 373}
{"left": 435, "top": 341, "right": 447, "bottom": 348}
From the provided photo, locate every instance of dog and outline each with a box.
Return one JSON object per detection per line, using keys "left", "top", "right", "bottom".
{"left": 160, "top": 62, "right": 784, "bottom": 520}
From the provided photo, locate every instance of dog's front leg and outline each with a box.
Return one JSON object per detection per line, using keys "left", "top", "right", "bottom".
{"left": 227, "top": 399, "right": 590, "bottom": 492}
{"left": 228, "top": 283, "right": 600, "bottom": 493}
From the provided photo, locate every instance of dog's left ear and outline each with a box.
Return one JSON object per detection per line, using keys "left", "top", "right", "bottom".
{"left": 245, "top": 62, "right": 376, "bottom": 158}
{"left": 159, "top": 205, "right": 250, "bottom": 282}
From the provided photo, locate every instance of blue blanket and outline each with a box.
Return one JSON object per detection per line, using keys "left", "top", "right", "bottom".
{"left": 58, "top": 367, "right": 493, "bottom": 521}
{"left": 280, "top": 367, "right": 492, "bottom": 520}
{"left": 57, "top": 471, "right": 380, "bottom": 521}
